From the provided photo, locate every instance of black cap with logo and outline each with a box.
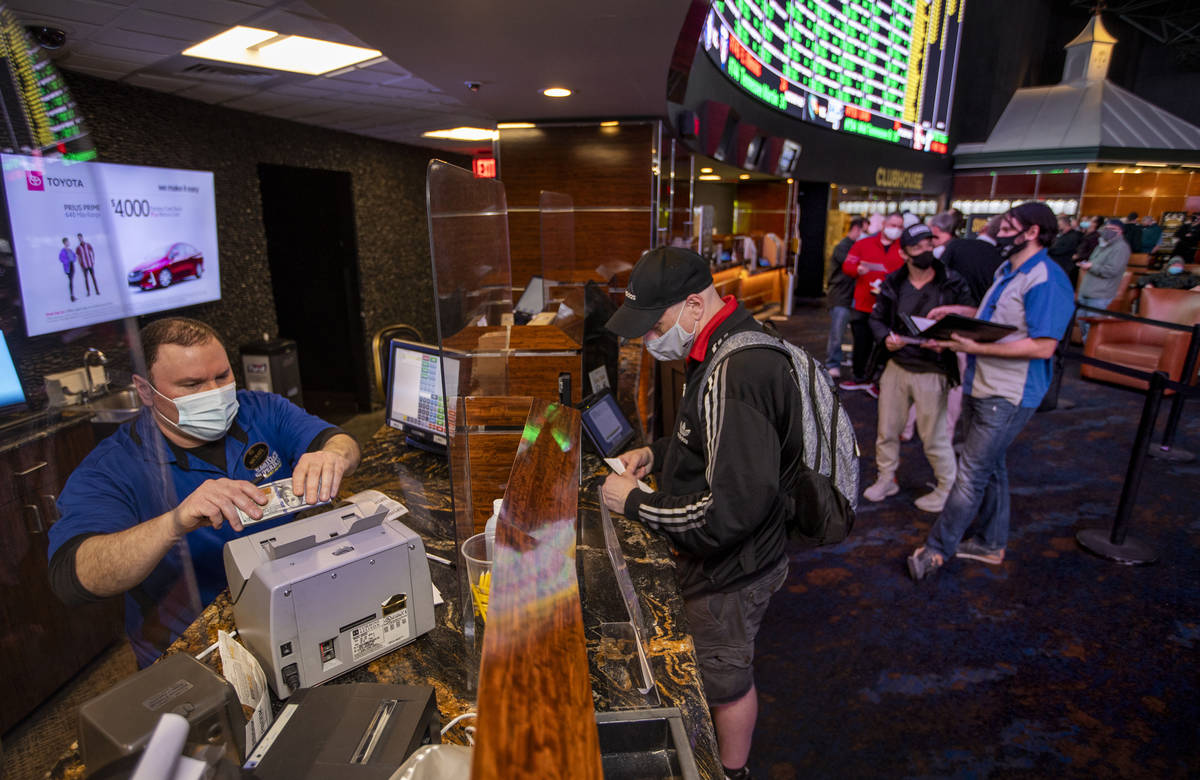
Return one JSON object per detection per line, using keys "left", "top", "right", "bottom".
{"left": 899, "top": 222, "right": 932, "bottom": 248}
{"left": 606, "top": 246, "right": 713, "bottom": 338}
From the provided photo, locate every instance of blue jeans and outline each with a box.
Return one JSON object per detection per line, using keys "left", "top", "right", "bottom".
{"left": 1077, "top": 295, "right": 1112, "bottom": 342}
{"left": 927, "top": 396, "right": 1037, "bottom": 557}
{"left": 825, "top": 305, "right": 853, "bottom": 371}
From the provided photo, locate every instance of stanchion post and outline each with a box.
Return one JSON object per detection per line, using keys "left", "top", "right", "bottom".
{"left": 1150, "top": 323, "right": 1200, "bottom": 460}
{"left": 1077, "top": 370, "right": 1165, "bottom": 564}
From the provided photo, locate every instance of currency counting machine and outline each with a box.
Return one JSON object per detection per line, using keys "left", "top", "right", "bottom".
{"left": 223, "top": 491, "right": 435, "bottom": 698}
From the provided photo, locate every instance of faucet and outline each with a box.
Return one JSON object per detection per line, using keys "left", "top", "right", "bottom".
{"left": 83, "top": 348, "right": 108, "bottom": 401}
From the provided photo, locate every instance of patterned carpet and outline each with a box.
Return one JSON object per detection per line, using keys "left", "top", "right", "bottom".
{"left": 751, "top": 304, "right": 1200, "bottom": 779}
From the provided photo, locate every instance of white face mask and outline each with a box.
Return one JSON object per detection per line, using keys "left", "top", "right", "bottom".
{"left": 932, "top": 244, "right": 946, "bottom": 259}
{"left": 646, "top": 305, "right": 697, "bottom": 362}
{"left": 151, "top": 381, "right": 239, "bottom": 441}
{"left": 883, "top": 226, "right": 902, "bottom": 241}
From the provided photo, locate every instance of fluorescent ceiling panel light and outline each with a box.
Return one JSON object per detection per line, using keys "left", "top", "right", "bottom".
{"left": 739, "top": 174, "right": 751, "bottom": 180}
{"left": 700, "top": 167, "right": 713, "bottom": 173}
{"left": 542, "top": 87, "right": 571, "bottom": 97}
{"left": 497, "top": 122, "right": 536, "bottom": 129}
{"left": 422, "top": 127, "right": 499, "bottom": 141}
{"left": 698, "top": 174, "right": 721, "bottom": 181}
{"left": 183, "top": 26, "right": 382, "bottom": 76}
{"left": 600, "top": 121, "right": 619, "bottom": 127}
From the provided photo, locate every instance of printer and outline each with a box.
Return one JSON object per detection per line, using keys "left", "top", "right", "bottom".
{"left": 223, "top": 491, "right": 436, "bottom": 698}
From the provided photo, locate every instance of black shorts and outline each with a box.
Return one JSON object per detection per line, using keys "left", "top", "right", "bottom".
{"left": 684, "top": 556, "right": 788, "bottom": 705}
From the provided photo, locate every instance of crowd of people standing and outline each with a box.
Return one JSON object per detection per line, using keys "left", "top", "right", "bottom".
{"left": 823, "top": 203, "right": 1198, "bottom": 582}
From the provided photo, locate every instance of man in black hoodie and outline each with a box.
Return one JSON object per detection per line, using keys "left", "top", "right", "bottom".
{"left": 862, "top": 223, "right": 975, "bottom": 512}
{"left": 602, "top": 246, "right": 805, "bottom": 780}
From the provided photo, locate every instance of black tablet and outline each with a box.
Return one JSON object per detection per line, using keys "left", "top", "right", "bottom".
{"left": 902, "top": 313, "right": 1018, "bottom": 343}
{"left": 579, "top": 390, "right": 637, "bottom": 458}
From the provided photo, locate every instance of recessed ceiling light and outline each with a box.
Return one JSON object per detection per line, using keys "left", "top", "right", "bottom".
{"left": 421, "top": 127, "right": 499, "bottom": 141}
{"left": 497, "top": 122, "right": 536, "bottom": 129}
{"left": 182, "top": 26, "right": 381, "bottom": 75}
{"left": 739, "top": 174, "right": 751, "bottom": 180}
{"left": 600, "top": 121, "right": 619, "bottom": 127}
{"left": 698, "top": 174, "right": 721, "bottom": 181}
{"left": 542, "top": 87, "right": 572, "bottom": 98}
{"left": 700, "top": 167, "right": 713, "bottom": 174}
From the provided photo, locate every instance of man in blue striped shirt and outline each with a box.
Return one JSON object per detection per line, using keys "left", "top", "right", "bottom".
{"left": 907, "top": 202, "right": 1075, "bottom": 582}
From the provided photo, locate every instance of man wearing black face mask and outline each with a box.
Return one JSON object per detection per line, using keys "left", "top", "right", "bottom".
{"left": 601, "top": 246, "right": 805, "bottom": 780}
{"left": 1076, "top": 218, "right": 1131, "bottom": 341}
{"left": 862, "top": 223, "right": 974, "bottom": 512}
{"left": 907, "top": 202, "right": 1075, "bottom": 582}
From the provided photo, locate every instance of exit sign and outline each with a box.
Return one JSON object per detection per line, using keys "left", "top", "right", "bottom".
{"left": 473, "top": 157, "right": 496, "bottom": 178}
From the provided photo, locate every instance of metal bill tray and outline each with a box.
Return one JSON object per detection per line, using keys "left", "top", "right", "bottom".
{"left": 595, "top": 707, "right": 700, "bottom": 780}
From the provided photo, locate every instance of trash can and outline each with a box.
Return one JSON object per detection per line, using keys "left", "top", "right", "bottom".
{"left": 241, "top": 337, "right": 303, "bottom": 407}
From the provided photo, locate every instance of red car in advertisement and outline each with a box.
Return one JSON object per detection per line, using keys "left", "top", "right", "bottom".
{"left": 127, "top": 242, "right": 204, "bottom": 290}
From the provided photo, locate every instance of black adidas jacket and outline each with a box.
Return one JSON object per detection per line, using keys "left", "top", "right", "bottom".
{"left": 623, "top": 303, "right": 806, "bottom": 596}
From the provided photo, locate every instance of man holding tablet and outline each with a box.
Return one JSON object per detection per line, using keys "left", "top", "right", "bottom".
{"left": 600, "top": 246, "right": 806, "bottom": 780}
{"left": 907, "top": 202, "right": 1074, "bottom": 581}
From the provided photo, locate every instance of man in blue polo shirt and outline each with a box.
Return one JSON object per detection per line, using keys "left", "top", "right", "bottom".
{"left": 48, "top": 317, "right": 360, "bottom": 665}
{"left": 906, "top": 202, "right": 1074, "bottom": 581}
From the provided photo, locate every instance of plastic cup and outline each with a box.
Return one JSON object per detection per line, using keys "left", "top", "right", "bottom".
{"left": 461, "top": 532, "right": 494, "bottom": 622}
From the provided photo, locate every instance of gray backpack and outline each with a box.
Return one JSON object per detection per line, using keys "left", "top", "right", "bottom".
{"left": 695, "top": 330, "right": 860, "bottom": 545}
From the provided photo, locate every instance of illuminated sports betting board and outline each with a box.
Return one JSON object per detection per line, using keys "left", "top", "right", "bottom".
{"left": 702, "top": 0, "right": 966, "bottom": 154}
{"left": 0, "top": 4, "right": 94, "bottom": 160}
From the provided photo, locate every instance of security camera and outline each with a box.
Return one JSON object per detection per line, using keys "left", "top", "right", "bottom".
{"left": 464, "top": 81, "right": 481, "bottom": 92}
{"left": 27, "top": 25, "right": 67, "bottom": 50}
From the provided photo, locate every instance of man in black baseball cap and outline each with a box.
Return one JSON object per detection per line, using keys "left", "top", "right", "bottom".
{"left": 603, "top": 244, "right": 804, "bottom": 779}
{"left": 605, "top": 246, "right": 714, "bottom": 342}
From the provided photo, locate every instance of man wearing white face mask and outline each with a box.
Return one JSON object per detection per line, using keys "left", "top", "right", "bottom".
{"left": 47, "top": 317, "right": 360, "bottom": 666}
{"left": 600, "top": 246, "right": 806, "bottom": 780}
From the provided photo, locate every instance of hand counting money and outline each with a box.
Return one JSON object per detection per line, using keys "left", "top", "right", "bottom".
{"left": 237, "top": 477, "right": 329, "bottom": 527}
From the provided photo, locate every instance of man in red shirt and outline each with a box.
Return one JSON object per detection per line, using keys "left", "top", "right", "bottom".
{"left": 840, "top": 211, "right": 904, "bottom": 394}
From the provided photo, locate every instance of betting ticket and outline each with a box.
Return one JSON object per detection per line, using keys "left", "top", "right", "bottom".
{"left": 236, "top": 477, "right": 329, "bottom": 527}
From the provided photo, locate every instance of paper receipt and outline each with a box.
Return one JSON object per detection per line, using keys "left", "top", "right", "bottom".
{"left": 604, "top": 457, "right": 653, "bottom": 493}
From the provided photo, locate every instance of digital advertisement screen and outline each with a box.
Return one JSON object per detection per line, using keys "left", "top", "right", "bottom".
{"left": 702, "top": 0, "right": 965, "bottom": 154}
{"left": 1, "top": 154, "right": 220, "bottom": 337}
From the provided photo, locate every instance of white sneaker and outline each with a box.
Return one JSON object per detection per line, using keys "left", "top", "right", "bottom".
{"left": 914, "top": 490, "right": 948, "bottom": 513}
{"left": 863, "top": 477, "right": 899, "bottom": 502}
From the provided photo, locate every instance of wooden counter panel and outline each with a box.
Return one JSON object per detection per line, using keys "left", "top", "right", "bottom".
{"left": 506, "top": 355, "right": 581, "bottom": 405}
{"left": 472, "top": 400, "right": 601, "bottom": 780}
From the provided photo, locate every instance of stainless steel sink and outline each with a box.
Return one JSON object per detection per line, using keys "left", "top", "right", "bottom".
{"left": 83, "top": 386, "right": 142, "bottom": 423}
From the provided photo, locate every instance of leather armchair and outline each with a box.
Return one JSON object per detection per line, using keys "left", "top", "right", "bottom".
{"left": 1082, "top": 287, "right": 1200, "bottom": 391}
{"left": 1071, "top": 270, "right": 1136, "bottom": 344}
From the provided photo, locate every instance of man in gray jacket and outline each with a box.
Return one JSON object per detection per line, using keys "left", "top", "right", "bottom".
{"left": 1076, "top": 218, "right": 1130, "bottom": 341}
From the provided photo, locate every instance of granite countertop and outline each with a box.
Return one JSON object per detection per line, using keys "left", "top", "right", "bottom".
{"left": 0, "top": 408, "right": 93, "bottom": 455}
{"left": 48, "top": 425, "right": 719, "bottom": 779}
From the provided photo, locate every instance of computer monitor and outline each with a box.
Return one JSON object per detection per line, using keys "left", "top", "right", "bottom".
{"left": 0, "top": 330, "right": 27, "bottom": 416}
{"left": 384, "top": 339, "right": 460, "bottom": 451}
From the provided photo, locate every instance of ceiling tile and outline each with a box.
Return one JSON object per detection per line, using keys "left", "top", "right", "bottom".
{"left": 363, "top": 60, "right": 411, "bottom": 78}
{"left": 123, "top": 72, "right": 199, "bottom": 93}
{"left": 95, "top": 26, "right": 192, "bottom": 54}
{"left": 70, "top": 40, "right": 169, "bottom": 66}
{"left": 115, "top": 9, "right": 227, "bottom": 42}
{"left": 133, "top": 0, "right": 263, "bottom": 27}
{"left": 6, "top": 0, "right": 127, "bottom": 27}
{"left": 178, "top": 82, "right": 260, "bottom": 103}
{"left": 222, "top": 92, "right": 302, "bottom": 112}
{"left": 61, "top": 61, "right": 135, "bottom": 80}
